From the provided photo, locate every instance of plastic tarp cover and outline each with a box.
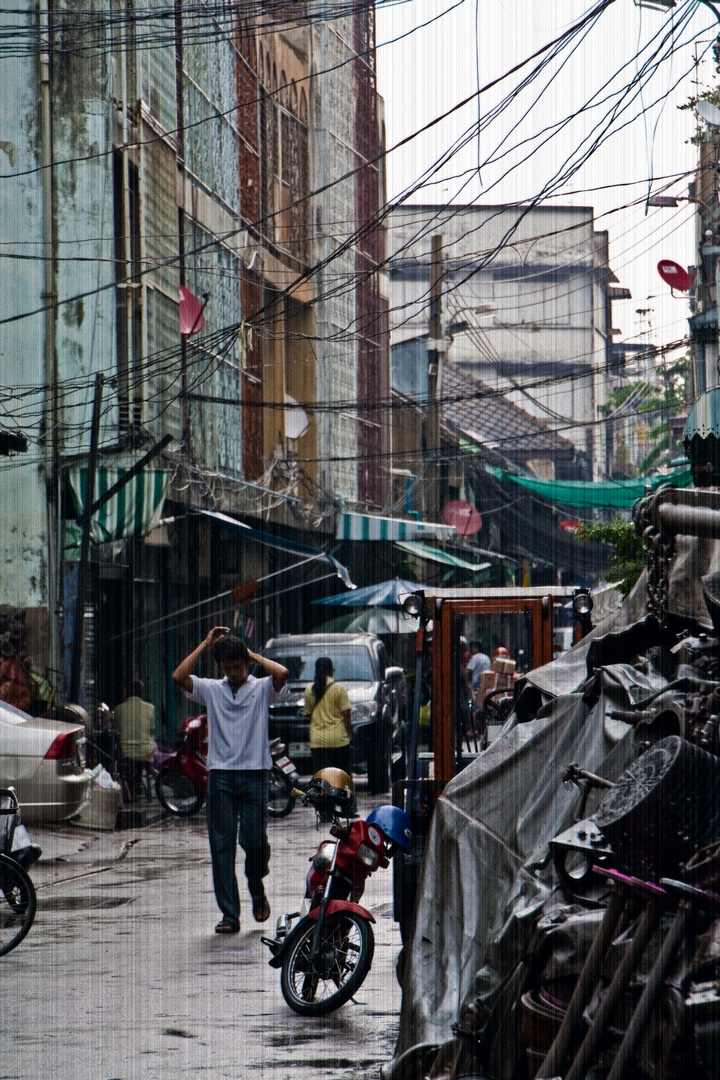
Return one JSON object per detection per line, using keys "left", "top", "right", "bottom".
{"left": 395, "top": 660, "right": 668, "bottom": 1061}
{"left": 485, "top": 465, "right": 692, "bottom": 508}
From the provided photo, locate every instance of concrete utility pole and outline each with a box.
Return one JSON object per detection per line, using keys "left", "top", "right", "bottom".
{"left": 427, "top": 234, "right": 443, "bottom": 519}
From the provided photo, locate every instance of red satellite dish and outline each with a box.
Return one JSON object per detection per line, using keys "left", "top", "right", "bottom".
{"left": 179, "top": 284, "right": 207, "bottom": 335}
{"left": 657, "top": 260, "right": 694, "bottom": 292}
{"left": 443, "top": 500, "right": 482, "bottom": 536}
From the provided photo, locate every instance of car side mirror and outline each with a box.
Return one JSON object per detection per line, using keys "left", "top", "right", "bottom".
{"left": 384, "top": 666, "right": 404, "bottom": 682}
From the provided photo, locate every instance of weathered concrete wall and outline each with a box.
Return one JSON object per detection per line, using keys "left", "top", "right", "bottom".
{"left": 0, "top": 2, "right": 54, "bottom": 616}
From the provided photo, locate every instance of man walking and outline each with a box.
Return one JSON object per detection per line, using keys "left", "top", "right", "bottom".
{"left": 172, "top": 627, "right": 288, "bottom": 933}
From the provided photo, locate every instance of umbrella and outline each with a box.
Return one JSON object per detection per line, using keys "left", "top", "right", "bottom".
{"left": 312, "top": 577, "right": 420, "bottom": 608}
{"left": 318, "top": 607, "right": 418, "bottom": 635}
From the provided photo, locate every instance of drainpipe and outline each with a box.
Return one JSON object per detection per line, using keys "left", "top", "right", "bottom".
{"left": 39, "top": 0, "right": 61, "bottom": 688}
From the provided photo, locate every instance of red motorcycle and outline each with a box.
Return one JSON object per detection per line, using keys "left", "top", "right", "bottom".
{"left": 262, "top": 769, "right": 412, "bottom": 1016}
{"left": 155, "top": 715, "right": 299, "bottom": 818}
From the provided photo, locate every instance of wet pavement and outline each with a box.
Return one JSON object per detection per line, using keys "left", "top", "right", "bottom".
{"left": 1, "top": 789, "right": 403, "bottom": 1079}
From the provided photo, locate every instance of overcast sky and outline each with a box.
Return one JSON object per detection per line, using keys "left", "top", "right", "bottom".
{"left": 376, "top": 0, "right": 720, "bottom": 355}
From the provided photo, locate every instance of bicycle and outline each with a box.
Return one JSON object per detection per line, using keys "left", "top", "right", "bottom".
{"left": 0, "top": 789, "right": 37, "bottom": 956}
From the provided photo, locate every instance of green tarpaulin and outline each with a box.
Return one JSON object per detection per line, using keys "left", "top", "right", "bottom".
{"left": 487, "top": 465, "right": 693, "bottom": 509}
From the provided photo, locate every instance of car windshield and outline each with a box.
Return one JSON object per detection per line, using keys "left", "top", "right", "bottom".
{"left": 266, "top": 646, "right": 376, "bottom": 683}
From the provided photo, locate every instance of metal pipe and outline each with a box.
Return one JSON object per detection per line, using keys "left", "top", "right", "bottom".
{"left": 605, "top": 878, "right": 720, "bottom": 1080}
{"left": 604, "top": 901, "right": 690, "bottom": 1080}
{"left": 535, "top": 885, "right": 625, "bottom": 1080}
{"left": 563, "top": 891, "right": 664, "bottom": 1080}
{"left": 658, "top": 503, "right": 720, "bottom": 538}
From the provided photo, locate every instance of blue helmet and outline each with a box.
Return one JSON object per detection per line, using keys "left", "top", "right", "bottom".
{"left": 366, "top": 805, "right": 412, "bottom": 854}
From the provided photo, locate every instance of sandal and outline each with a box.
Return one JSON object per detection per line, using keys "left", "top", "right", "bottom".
{"left": 251, "top": 892, "right": 270, "bottom": 923}
{"left": 215, "top": 918, "right": 240, "bottom": 934}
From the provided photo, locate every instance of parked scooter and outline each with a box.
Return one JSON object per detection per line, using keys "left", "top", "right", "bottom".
{"left": 262, "top": 769, "right": 412, "bottom": 1016}
{"left": 154, "top": 715, "right": 207, "bottom": 816}
{"left": 0, "top": 788, "right": 38, "bottom": 956}
{"left": 155, "top": 715, "right": 300, "bottom": 818}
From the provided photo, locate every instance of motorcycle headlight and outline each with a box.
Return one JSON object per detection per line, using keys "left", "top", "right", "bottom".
{"left": 356, "top": 842, "right": 380, "bottom": 869}
{"left": 311, "top": 841, "right": 336, "bottom": 875}
{"left": 351, "top": 701, "right": 378, "bottom": 723}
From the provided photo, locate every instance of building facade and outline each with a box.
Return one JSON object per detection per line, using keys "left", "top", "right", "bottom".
{"left": 0, "top": 2, "right": 390, "bottom": 727}
{"left": 388, "top": 203, "right": 626, "bottom": 486}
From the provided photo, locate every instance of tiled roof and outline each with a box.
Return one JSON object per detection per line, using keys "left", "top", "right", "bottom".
{"left": 441, "top": 364, "right": 576, "bottom": 463}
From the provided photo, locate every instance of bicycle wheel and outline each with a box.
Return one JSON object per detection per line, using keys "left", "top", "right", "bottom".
{"left": 0, "top": 853, "right": 37, "bottom": 956}
{"left": 155, "top": 769, "right": 202, "bottom": 816}
{"left": 268, "top": 768, "right": 295, "bottom": 818}
{"left": 280, "top": 911, "right": 374, "bottom": 1016}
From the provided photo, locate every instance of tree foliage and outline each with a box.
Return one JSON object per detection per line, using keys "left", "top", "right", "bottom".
{"left": 577, "top": 516, "right": 645, "bottom": 598}
{"left": 600, "top": 355, "right": 691, "bottom": 476}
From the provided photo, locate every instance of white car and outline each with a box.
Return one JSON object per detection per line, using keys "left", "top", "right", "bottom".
{"left": 0, "top": 700, "right": 90, "bottom": 823}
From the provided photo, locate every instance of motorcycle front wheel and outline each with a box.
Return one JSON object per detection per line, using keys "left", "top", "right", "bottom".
{"left": 0, "top": 853, "right": 37, "bottom": 956}
{"left": 280, "top": 912, "right": 374, "bottom": 1016}
{"left": 268, "top": 767, "right": 295, "bottom": 818}
{"left": 155, "top": 768, "right": 203, "bottom": 816}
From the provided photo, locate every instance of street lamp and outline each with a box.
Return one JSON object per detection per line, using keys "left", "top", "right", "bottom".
{"left": 647, "top": 192, "right": 718, "bottom": 220}
{"left": 635, "top": 0, "right": 720, "bottom": 24}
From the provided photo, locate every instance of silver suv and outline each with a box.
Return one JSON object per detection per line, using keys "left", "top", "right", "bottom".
{"left": 263, "top": 632, "right": 407, "bottom": 794}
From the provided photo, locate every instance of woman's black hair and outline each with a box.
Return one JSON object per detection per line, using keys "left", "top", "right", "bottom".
{"left": 312, "top": 657, "right": 334, "bottom": 705}
{"left": 214, "top": 634, "right": 249, "bottom": 665}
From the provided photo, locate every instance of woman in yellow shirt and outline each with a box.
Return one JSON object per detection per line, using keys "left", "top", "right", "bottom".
{"left": 303, "top": 657, "right": 352, "bottom": 775}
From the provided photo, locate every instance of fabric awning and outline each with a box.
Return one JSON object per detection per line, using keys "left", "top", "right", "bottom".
{"left": 486, "top": 465, "right": 693, "bottom": 509}
{"left": 194, "top": 509, "right": 354, "bottom": 588}
{"left": 396, "top": 541, "right": 491, "bottom": 572}
{"left": 66, "top": 463, "right": 171, "bottom": 545}
{"left": 337, "top": 511, "right": 456, "bottom": 542}
{"left": 684, "top": 388, "right": 720, "bottom": 441}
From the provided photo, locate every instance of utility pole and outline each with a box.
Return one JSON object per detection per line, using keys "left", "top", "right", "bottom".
{"left": 427, "top": 234, "right": 443, "bottom": 519}
{"left": 70, "top": 373, "right": 103, "bottom": 704}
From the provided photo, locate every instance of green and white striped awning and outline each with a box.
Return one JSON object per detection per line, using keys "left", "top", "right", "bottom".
{"left": 66, "top": 463, "right": 171, "bottom": 546}
{"left": 337, "top": 511, "right": 456, "bottom": 542}
{"left": 395, "top": 541, "right": 491, "bottom": 572}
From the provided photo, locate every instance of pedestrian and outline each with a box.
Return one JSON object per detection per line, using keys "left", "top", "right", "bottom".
{"left": 172, "top": 627, "right": 288, "bottom": 934}
{"left": 303, "top": 656, "right": 352, "bottom": 775}
{"left": 113, "top": 678, "right": 156, "bottom": 802}
{"left": 464, "top": 640, "right": 490, "bottom": 697}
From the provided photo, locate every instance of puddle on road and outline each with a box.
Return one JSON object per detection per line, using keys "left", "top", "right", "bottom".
{"left": 38, "top": 895, "right": 136, "bottom": 910}
{"left": 268, "top": 1029, "right": 327, "bottom": 1046}
{"left": 245, "top": 1060, "right": 380, "bottom": 1070}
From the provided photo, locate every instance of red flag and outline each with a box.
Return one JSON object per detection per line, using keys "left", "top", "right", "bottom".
{"left": 179, "top": 285, "right": 207, "bottom": 336}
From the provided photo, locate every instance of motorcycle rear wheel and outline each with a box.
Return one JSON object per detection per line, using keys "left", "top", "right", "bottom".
{"left": 0, "top": 853, "right": 36, "bottom": 956}
{"left": 155, "top": 768, "right": 203, "bottom": 816}
{"left": 268, "top": 767, "right": 295, "bottom": 818}
{"left": 280, "top": 912, "right": 374, "bottom": 1016}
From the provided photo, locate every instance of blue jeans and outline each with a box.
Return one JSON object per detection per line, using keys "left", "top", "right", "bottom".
{"left": 206, "top": 770, "right": 270, "bottom": 926}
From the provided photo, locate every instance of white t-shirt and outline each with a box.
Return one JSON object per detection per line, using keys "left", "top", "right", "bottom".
{"left": 185, "top": 674, "right": 281, "bottom": 770}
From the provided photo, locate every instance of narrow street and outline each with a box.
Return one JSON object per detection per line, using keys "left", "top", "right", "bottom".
{"left": 1, "top": 790, "right": 402, "bottom": 1080}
